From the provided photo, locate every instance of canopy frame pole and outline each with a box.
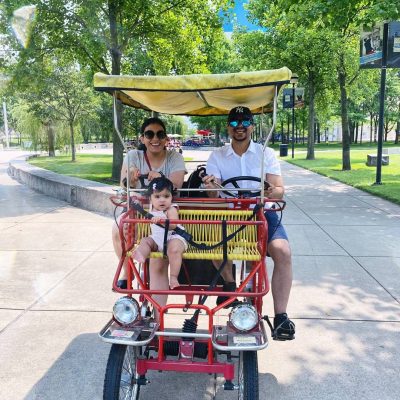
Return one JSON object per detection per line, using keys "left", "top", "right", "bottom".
{"left": 113, "top": 93, "right": 131, "bottom": 210}
{"left": 260, "top": 85, "right": 278, "bottom": 201}
{"left": 196, "top": 91, "right": 210, "bottom": 107}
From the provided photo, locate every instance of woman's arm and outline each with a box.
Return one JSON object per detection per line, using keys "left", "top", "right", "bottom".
{"left": 168, "top": 170, "right": 185, "bottom": 189}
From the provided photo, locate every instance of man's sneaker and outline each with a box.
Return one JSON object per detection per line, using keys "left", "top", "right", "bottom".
{"left": 117, "top": 279, "right": 127, "bottom": 289}
{"left": 272, "top": 313, "right": 295, "bottom": 341}
{"left": 216, "top": 282, "right": 240, "bottom": 308}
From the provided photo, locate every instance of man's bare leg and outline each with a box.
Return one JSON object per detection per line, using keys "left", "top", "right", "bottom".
{"left": 212, "top": 260, "right": 235, "bottom": 283}
{"left": 267, "top": 238, "right": 292, "bottom": 314}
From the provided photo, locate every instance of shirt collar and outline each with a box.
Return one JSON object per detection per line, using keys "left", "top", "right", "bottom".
{"left": 247, "top": 140, "right": 257, "bottom": 154}
{"left": 227, "top": 140, "right": 257, "bottom": 156}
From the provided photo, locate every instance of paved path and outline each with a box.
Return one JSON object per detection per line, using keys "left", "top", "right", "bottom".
{"left": 1, "top": 150, "right": 399, "bottom": 400}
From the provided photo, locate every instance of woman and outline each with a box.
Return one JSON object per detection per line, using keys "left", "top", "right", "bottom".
{"left": 112, "top": 117, "right": 186, "bottom": 307}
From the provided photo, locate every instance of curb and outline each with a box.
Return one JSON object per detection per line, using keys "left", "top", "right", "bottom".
{"left": 8, "top": 156, "right": 116, "bottom": 217}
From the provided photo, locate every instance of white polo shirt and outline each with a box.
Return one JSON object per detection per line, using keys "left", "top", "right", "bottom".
{"left": 206, "top": 141, "right": 281, "bottom": 195}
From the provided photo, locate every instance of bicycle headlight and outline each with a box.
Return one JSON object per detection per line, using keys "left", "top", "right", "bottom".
{"left": 229, "top": 304, "right": 258, "bottom": 332}
{"left": 113, "top": 297, "right": 139, "bottom": 326}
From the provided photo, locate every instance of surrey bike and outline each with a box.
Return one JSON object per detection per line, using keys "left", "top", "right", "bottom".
{"left": 94, "top": 68, "right": 293, "bottom": 400}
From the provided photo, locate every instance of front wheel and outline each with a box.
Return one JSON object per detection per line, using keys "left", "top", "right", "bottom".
{"left": 103, "top": 344, "right": 141, "bottom": 400}
{"left": 238, "top": 351, "right": 259, "bottom": 400}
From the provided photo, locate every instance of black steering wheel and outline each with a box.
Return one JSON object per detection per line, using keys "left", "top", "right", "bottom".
{"left": 221, "top": 176, "right": 270, "bottom": 198}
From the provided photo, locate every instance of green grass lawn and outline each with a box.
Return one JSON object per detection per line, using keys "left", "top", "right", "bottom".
{"left": 30, "top": 154, "right": 115, "bottom": 183}
{"left": 285, "top": 149, "right": 400, "bottom": 205}
{"left": 29, "top": 149, "right": 400, "bottom": 205}
{"left": 29, "top": 154, "right": 193, "bottom": 185}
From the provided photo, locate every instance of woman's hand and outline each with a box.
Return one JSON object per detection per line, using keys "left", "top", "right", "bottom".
{"left": 128, "top": 167, "right": 141, "bottom": 186}
{"left": 147, "top": 171, "right": 164, "bottom": 181}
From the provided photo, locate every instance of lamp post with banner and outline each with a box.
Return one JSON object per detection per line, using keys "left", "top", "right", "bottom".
{"left": 290, "top": 74, "right": 298, "bottom": 158}
{"left": 360, "top": 21, "right": 400, "bottom": 185}
{"left": 283, "top": 75, "right": 302, "bottom": 158}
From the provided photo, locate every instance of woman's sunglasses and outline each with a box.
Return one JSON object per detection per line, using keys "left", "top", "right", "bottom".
{"left": 143, "top": 130, "right": 167, "bottom": 140}
{"left": 229, "top": 119, "right": 253, "bottom": 128}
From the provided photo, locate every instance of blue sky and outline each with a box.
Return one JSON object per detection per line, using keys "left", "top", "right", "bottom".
{"left": 220, "top": 0, "right": 261, "bottom": 32}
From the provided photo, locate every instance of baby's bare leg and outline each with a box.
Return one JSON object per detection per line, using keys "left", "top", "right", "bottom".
{"left": 167, "top": 239, "right": 186, "bottom": 289}
{"left": 133, "top": 237, "right": 156, "bottom": 263}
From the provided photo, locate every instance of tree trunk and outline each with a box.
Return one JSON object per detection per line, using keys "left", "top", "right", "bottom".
{"left": 338, "top": 54, "right": 351, "bottom": 170}
{"left": 360, "top": 121, "right": 363, "bottom": 144}
{"left": 306, "top": 76, "right": 315, "bottom": 160}
{"left": 354, "top": 122, "right": 358, "bottom": 144}
{"left": 69, "top": 122, "right": 76, "bottom": 162}
{"left": 109, "top": 0, "right": 124, "bottom": 181}
{"left": 395, "top": 121, "right": 399, "bottom": 144}
{"left": 370, "top": 114, "right": 373, "bottom": 143}
{"left": 46, "top": 122, "right": 55, "bottom": 157}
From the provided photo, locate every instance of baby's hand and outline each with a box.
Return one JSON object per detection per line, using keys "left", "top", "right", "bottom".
{"left": 151, "top": 216, "right": 162, "bottom": 224}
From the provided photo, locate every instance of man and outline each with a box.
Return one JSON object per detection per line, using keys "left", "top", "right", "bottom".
{"left": 202, "top": 106, "right": 295, "bottom": 341}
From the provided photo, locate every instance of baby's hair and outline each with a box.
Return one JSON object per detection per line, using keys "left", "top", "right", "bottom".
{"left": 146, "top": 176, "right": 176, "bottom": 197}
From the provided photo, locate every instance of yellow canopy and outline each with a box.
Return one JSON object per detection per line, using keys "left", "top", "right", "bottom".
{"left": 93, "top": 68, "right": 292, "bottom": 116}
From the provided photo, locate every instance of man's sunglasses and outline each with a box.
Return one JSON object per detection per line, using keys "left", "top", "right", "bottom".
{"left": 143, "top": 130, "right": 167, "bottom": 140}
{"left": 229, "top": 119, "right": 253, "bottom": 128}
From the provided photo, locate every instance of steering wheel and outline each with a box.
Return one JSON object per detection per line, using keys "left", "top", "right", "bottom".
{"left": 221, "top": 176, "right": 270, "bottom": 198}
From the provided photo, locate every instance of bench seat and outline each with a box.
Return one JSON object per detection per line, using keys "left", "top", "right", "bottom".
{"left": 133, "top": 209, "right": 262, "bottom": 261}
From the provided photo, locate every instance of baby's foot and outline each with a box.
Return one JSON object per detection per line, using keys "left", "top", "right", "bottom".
{"left": 132, "top": 248, "right": 146, "bottom": 264}
{"left": 169, "top": 275, "right": 180, "bottom": 289}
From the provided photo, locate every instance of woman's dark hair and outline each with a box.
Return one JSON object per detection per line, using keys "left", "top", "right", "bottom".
{"left": 140, "top": 117, "right": 166, "bottom": 134}
{"left": 146, "top": 176, "right": 176, "bottom": 197}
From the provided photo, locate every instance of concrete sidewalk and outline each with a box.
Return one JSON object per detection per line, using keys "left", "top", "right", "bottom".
{"left": 1, "top": 150, "right": 399, "bottom": 400}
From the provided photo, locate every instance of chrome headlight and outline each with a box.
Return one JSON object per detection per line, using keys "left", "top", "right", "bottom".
{"left": 113, "top": 297, "right": 139, "bottom": 326}
{"left": 229, "top": 304, "right": 258, "bottom": 332}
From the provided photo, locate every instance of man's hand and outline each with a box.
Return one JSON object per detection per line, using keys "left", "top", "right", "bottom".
{"left": 202, "top": 174, "right": 217, "bottom": 188}
{"left": 264, "top": 181, "right": 275, "bottom": 198}
{"left": 202, "top": 174, "right": 220, "bottom": 198}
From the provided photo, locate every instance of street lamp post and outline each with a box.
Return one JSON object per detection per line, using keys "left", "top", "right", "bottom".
{"left": 375, "top": 23, "right": 388, "bottom": 185}
{"left": 3, "top": 101, "right": 10, "bottom": 149}
{"left": 290, "top": 74, "right": 299, "bottom": 158}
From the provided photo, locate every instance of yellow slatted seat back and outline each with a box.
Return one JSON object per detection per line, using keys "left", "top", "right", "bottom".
{"left": 134, "top": 209, "right": 261, "bottom": 261}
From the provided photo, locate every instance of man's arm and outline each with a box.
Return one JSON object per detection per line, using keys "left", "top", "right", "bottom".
{"left": 265, "top": 173, "right": 285, "bottom": 199}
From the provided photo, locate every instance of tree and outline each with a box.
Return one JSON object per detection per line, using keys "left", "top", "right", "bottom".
{"left": 1, "top": 0, "right": 231, "bottom": 180}
{"left": 233, "top": 20, "right": 337, "bottom": 160}
{"left": 43, "top": 66, "right": 96, "bottom": 161}
{"left": 254, "top": 0, "right": 400, "bottom": 170}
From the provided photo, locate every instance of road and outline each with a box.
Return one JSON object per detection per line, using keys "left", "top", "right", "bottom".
{"left": 1, "top": 149, "right": 399, "bottom": 400}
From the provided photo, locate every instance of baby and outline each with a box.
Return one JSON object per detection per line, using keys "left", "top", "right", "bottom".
{"left": 133, "top": 176, "right": 187, "bottom": 289}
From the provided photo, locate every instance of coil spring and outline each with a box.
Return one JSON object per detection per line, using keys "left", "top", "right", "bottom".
{"left": 163, "top": 341, "right": 208, "bottom": 359}
{"left": 182, "top": 318, "right": 198, "bottom": 333}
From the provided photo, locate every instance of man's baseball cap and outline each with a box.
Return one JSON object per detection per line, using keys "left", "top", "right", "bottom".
{"left": 227, "top": 106, "right": 254, "bottom": 122}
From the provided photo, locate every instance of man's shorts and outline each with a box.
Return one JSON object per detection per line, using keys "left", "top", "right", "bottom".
{"left": 265, "top": 211, "right": 289, "bottom": 243}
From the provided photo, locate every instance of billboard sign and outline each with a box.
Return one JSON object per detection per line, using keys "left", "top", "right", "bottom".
{"left": 360, "top": 23, "right": 384, "bottom": 68}
{"left": 283, "top": 88, "right": 305, "bottom": 109}
{"left": 388, "top": 21, "right": 400, "bottom": 68}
